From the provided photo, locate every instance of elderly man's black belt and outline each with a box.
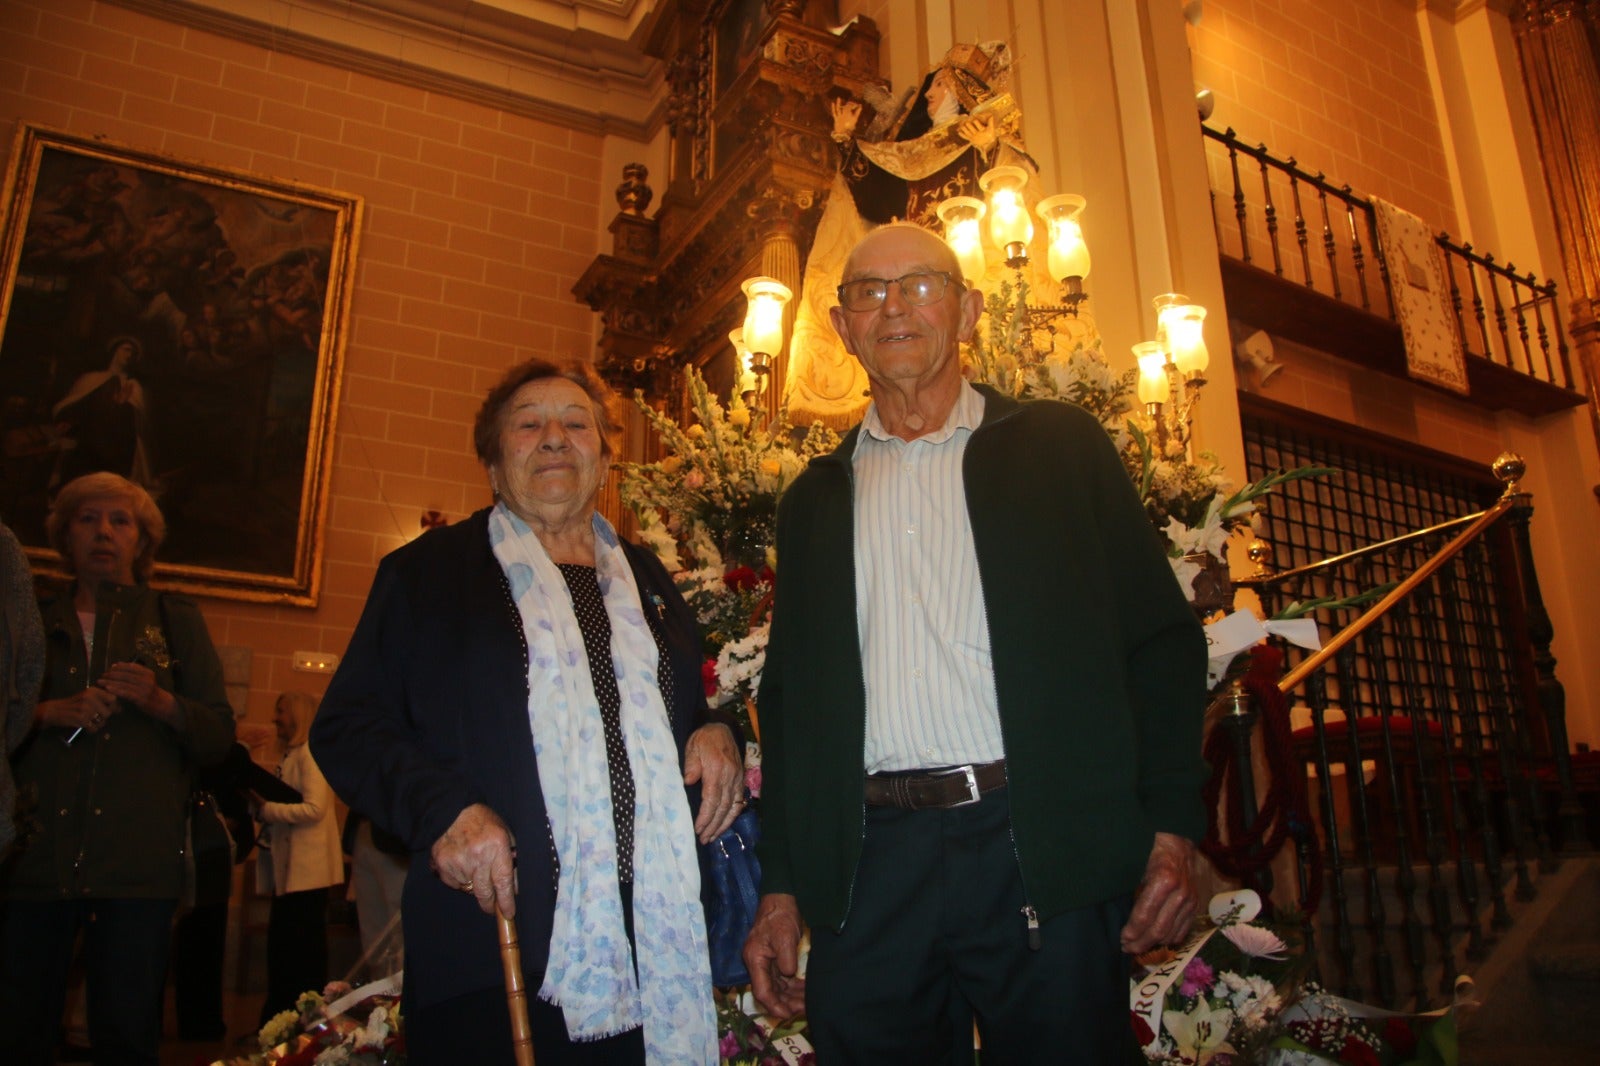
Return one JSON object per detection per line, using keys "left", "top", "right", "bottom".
{"left": 864, "top": 760, "right": 1007, "bottom": 810}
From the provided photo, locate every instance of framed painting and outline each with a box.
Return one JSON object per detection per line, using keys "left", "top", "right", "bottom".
{"left": 0, "top": 125, "right": 361, "bottom": 606}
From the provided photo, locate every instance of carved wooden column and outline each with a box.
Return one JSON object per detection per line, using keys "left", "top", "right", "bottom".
{"left": 573, "top": 0, "right": 883, "bottom": 411}
{"left": 1511, "top": 1, "right": 1600, "bottom": 489}
{"left": 573, "top": 165, "right": 673, "bottom": 399}
{"left": 748, "top": 186, "right": 810, "bottom": 422}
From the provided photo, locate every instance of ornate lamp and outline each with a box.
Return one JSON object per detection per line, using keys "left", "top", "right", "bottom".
{"left": 936, "top": 196, "right": 989, "bottom": 284}
{"left": 979, "top": 165, "right": 1033, "bottom": 267}
{"left": 740, "top": 276, "right": 792, "bottom": 402}
{"left": 1037, "top": 193, "right": 1091, "bottom": 315}
{"left": 1149, "top": 293, "right": 1209, "bottom": 452}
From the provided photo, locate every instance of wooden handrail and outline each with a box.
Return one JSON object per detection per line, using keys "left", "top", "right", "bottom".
{"left": 1276, "top": 496, "right": 1514, "bottom": 695}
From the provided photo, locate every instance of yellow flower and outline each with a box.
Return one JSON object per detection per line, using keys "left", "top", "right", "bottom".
{"left": 758, "top": 458, "right": 781, "bottom": 476}
{"left": 729, "top": 408, "right": 751, "bottom": 428}
{"left": 687, "top": 424, "right": 706, "bottom": 440}
{"left": 660, "top": 455, "right": 683, "bottom": 475}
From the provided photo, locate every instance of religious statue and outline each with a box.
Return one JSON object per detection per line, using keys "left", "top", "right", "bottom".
{"left": 783, "top": 41, "right": 1042, "bottom": 427}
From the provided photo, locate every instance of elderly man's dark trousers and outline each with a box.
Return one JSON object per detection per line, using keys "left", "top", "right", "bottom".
{"left": 804, "top": 788, "right": 1141, "bottom": 1064}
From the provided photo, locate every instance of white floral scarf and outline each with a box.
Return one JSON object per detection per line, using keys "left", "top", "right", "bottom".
{"left": 488, "top": 503, "right": 715, "bottom": 1063}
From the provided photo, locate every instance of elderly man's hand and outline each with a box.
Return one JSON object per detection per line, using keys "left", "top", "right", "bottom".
{"left": 431, "top": 803, "right": 518, "bottom": 918}
{"left": 684, "top": 722, "right": 744, "bottom": 843}
{"left": 1120, "top": 832, "right": 1199, "bottom": 954}
{"left": 744, "top": 893, "right": 807, "bottom": 1020}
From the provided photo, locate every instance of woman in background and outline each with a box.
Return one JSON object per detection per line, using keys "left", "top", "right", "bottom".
{"left": 0, "top": 472, "right": 235, "bottom": 1066}
{"left": 253, "top": 690, "right": 343, "bottom": 1025}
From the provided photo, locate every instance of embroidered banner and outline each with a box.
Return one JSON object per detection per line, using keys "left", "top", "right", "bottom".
{"left": 1372, "top": 198, "right": 1469, "bottom": 394}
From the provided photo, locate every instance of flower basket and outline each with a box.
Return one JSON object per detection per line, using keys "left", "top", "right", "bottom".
{"left": 214, "top": 977, "right": 405, "bottom": 1066}
{"left": 1131, "top": 890, "right": 1308, "bottom": 1064}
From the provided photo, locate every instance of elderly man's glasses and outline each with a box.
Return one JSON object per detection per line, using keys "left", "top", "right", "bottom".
{"left": 836, "top": 270, "right": 957, "bottom": 312}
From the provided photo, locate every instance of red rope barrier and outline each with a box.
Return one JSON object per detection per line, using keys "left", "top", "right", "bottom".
{"left": 1199, "top": 647, "right": 1322, "bottom": 915}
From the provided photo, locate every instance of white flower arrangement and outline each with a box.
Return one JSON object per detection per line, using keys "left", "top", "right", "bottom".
{"left": 616, "top": 369, "right": 841, "bottom": 726}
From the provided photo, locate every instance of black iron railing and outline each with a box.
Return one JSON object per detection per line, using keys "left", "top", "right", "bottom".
{"left": 1202, "top": 125, "right": 1576, "bottom": 393}
{"left": 1208, "top": 404, "right": 1586, "bottom": 1012}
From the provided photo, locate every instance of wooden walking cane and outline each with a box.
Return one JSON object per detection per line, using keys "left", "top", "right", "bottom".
{"left": 498, "top": 911, "right": 536, "bottom": 1066}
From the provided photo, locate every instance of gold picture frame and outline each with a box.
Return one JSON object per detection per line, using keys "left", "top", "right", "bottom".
{"left": 0, "top": 125, "right": 361, "bottom": 606}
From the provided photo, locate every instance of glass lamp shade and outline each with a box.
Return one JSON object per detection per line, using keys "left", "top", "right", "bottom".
{"left": 1151, "top": 292, "right": 1191, "bottom": 348}
{"left": 936, "top": 196, "right": 988, "bottom": 283}
{"left": 729, "top": 327, "right": 756, "bottom": 393}
{"left": 978, "top": 165, "right": 1034, "bottom": 250}
{"left": 1166, "top": 304, "right": 1209, "bottom": 375}
{"left": 1134, "top": 341, "right": 1171, "bottom": 404}
{"left": 1037, "top": 194, "right": 1090, "bottom": 282}
{"left": 741, "top": 276, "right": 792, "bottom": 360}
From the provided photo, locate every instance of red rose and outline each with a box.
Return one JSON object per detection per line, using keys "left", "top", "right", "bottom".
{"left": 725, "top": 566, "right": 759, "bottom": 590}
{"left": 1340, "top": 1034, "right": 1381, "bottom": 1066}
{"left": 1129, "top": 1014, "right": 1156, "bottom": 1046}
{"left": 1383, "top": 1017, "right": 1418, "bottom": 1056}
{"left": 702, "top": 658, "right": 719, "bottom": 699}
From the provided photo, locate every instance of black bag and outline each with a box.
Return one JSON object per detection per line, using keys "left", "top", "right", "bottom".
{"left": 702, "top": 805, "right": 761, "bottom": 987}
{"left": 181, "top": 789, "right": 236, "bottom": 909}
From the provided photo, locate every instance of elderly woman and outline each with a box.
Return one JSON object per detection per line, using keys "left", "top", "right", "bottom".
{"left": 311, "top": 358, "right": 743, "bottom": 1065}
{"left": 0, "top": 472, "right": 235, "bottom": 1066}
{"left": 254, "top": 691, "right": 344, "bottom": 1025}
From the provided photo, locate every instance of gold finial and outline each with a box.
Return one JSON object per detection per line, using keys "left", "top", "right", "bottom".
{"left": 1246, "top": 538, "right": 1274, "bottom": 577}
{"left": 1492, "top": 452, "right": 1525, "bottom": 498}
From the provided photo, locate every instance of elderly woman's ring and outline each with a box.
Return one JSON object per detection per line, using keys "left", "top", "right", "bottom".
{"left": 460, "top": 879, "right": 475, "bottom": 892}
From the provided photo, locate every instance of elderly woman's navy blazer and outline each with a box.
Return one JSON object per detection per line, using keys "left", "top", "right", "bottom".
{"left": 310, "top": 507, "right": 713, "bottom": 1010}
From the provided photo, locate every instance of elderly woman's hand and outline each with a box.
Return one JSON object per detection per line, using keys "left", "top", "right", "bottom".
{"left": 683, "top": 723, "right": 744, "bottom": 844}
{"left": 98, "top": 661, "right": 176, "bottom": 723}
{"left": 431, "top": 803, "right": 519, "bottom": 918}
{"left": 37, "top": 687, "right": 117, "bottom": 734}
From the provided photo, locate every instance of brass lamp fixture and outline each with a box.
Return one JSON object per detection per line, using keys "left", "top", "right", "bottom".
{"left": 1140, "top": 293, "right": 1210, "bottom": 453}
{"left": 1037, "top": 193, "right": 1091, "bottom": 315}
{"left": 978, "top": 165, "right": 1035, "bottom": 267}
{"left": 937, "top": 167, "right": 1096, "bottom": 363}
{"left": 738, "top": 276, "right": 792, "bottom": 406}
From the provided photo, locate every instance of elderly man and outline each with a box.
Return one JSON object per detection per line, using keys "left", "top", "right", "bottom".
{"left": 743, "top": 223, "right": 1208, "bottom": 1063}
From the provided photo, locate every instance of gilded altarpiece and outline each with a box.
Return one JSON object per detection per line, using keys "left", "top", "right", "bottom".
{"left": 573, "top": 0, "right": 883, "bottom": 429}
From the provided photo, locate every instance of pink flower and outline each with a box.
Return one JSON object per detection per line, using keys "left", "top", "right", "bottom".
{"left": 1179, "top": 956, "right": 1216, "bottom": 997}
{"left": 718, "top": 1030, "right": 740, "bottom": 1058}
{"left": 745, "top": 765, "right": 762, "bottom": 797}
{"left": 1220, "top": 922, "right": 1288, "bottom": 960}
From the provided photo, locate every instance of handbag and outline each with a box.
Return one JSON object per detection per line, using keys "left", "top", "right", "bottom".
{"left": 702, "top": 805, "right": 761, "bottom": 987}
{"left": 181, "top": 788, "right": 236, "bottom": 909}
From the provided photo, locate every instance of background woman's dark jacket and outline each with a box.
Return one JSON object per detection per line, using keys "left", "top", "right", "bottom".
{"left": 310, "top": 508, "right": 719, "bottom": 1011}
{"left": 5, "top": 583, "right": 236, "bottom": 899}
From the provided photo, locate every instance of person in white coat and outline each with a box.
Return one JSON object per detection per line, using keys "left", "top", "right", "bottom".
{"left": 252, "top": 691, "right": 343, "bottom": 1025}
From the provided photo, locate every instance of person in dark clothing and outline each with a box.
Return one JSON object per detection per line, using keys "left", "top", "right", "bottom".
{"left": 172, "top": 743, "right": 255, "bottom": 1041}
{"left": 311, "top": 358, "right": 745, "bottom": 1065}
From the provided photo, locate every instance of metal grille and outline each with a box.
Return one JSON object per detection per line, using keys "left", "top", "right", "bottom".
{"left": 1240, "top": 406, "right": 1521, "bottom": 760}
{"left": 1238, "top": 404, "right": 1550, "bottom": 1009}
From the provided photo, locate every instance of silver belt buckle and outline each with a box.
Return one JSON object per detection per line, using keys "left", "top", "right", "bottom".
{"left": 934, "top": 764, "right": 981, "bottom": 807}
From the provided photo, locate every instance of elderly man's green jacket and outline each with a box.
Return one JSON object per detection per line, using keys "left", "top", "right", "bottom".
{"left": 756, "top": 385, "right": 1209, "bottom": 931}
